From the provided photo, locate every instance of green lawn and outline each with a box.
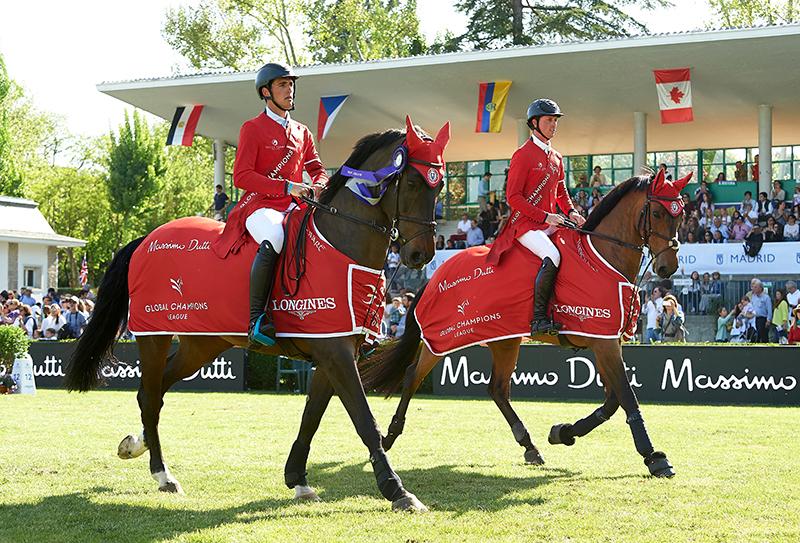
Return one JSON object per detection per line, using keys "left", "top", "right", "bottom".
{"left": 1, "top": 390, "right": 798, "bottom": 542}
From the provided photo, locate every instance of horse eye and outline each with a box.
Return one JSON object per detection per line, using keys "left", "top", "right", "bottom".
{"left": 653, "top": 210, "right": 662, "bottom": 219}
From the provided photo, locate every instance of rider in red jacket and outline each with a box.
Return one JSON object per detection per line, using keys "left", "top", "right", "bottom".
{"left": 219, "top": 62, "right": 328, "bottom": 346}
{"left": 488, "top": 99, "right": 585, "bottom": 335}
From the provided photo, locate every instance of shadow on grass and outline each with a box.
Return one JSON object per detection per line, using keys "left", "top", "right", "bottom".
{"left": 0, "top": 463, "right": 576, "bottom": 542}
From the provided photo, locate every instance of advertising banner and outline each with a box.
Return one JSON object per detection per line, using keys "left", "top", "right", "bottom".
{"left": 29, "top": 341, "right": 246, "bottom": 391}
{"left": 432, "top": 344, "right": 799, "bottom": 405}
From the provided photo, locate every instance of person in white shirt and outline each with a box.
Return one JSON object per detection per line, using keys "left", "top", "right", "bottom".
{"left": 643, "top": 287, "right": 664, "bottom": 344}
{"left": 456, "top": 213, "right": 472, "bottom": 234}
{"left": 41, "top": 303, "right": 66, "bottom": 334}
{"left": 782, "top": 214, "right": 799, "bottom": 241}
{"left": 786, "top": 281, "right": 800, "bottom": 310}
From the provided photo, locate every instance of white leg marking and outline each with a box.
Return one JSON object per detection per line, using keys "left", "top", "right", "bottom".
{"left": 294, "top": 485, "right": 320, "bottom": 501}
{"left": 118, "top": 432, "right": 148, "bottom": 459}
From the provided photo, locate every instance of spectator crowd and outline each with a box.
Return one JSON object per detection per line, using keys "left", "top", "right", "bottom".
{"left": 0, "top": 288, "right": 95, "bottom": 340}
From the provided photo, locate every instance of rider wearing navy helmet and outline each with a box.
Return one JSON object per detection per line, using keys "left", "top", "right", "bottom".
{"left": 215, "top": 61, "right": 328, "bottom": 346}
{"left": 487, "top": 98, "right": 585, "bottom": 335}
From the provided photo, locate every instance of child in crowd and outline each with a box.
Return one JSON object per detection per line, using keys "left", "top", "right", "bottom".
{"left": 715, "top": 306, "right": 735, "bottom": 342}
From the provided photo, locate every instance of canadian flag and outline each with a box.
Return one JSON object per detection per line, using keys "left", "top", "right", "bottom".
{"left": 653, "top": 68, "right": 693, "bottom": 124}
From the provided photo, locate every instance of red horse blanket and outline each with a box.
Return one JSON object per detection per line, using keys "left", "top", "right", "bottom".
{"left": 415, "top": 229, "right": 639, "bottom": 356}
{"left": 128, "top": 214, "right": 385, "bottom": 341}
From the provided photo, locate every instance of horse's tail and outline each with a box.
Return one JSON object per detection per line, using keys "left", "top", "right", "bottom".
{"left": 360, "top": 282, "right": 428, "bottom": 397}
{"left": 64, "top": 237, "right": 145, "bottom": 392}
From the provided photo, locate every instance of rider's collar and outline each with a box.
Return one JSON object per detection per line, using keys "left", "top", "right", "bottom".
{"left": 265, "top": 106, "right": 290, "bottom": 128}
{"left": 530, "top": 134, "right": 552, "bottom": 154}
{"left": 650, "top": 169, "right": 693, "bottom": 217}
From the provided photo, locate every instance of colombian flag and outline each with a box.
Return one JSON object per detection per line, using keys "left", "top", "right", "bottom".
{"left": 476, "top": 81, "right": 511, "bottom": 133}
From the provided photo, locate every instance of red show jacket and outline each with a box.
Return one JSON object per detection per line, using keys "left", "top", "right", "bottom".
{"left": 215, "top": 112, "right": 328, "bottom": 256}
{"left": 488, "top": 137, "right": 575, "bottom": 265}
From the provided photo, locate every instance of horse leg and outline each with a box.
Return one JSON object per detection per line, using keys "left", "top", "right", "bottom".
{"left": 308, "top": 339, "right": 427, "bottom": 512}
{"left": 548, "top": 388, "right": 619, "bottom": 447}
{"left": 592, "top": 340, "right": 675, "bottom": 478}
{"left": 486, "top": 339, "right": 544, "bottom": 465}
{"left": 382, "top": 346, "right": 441, "bottom": 452}
{"left": 284, "top": 365, "right": 334, "bottom": 501}
{"left": 133, "top": 336, "right": 184, "bottom": 493}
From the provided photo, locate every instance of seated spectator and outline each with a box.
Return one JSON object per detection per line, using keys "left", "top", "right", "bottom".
{"left": 658, "top": 295, "right": 685, "bottom": 342}
{"left": 714, "top": 172, "right": 726, "bottom": 182}
{"left": 774, "top": 201, "right": 790, "bottom": 226}
{"left": 590, "top": 166, "right": 608, "bottom": 186}
{"left": 701, "top": 231, "right": 713, "bottom": 244}
{"left": 445, "top": 239, "right": 455, "bottom": 249}
{"left": 755, "top": 191, "right": 773, "bottom": 224}
{"left": 730, "top": 216, "right": 749, "bottom": 241}
{"left": 42, "top": 304, "right": 66, "bottom": 334}
{"left": 681, "top": 193, "right": 697, "bottom": 217}
{"left": 742, "top": 202, "right": 758, "bottom": 223}
{"left": 770, "top": 180, "right": 786, "bottom": 205}
{"left": 694, "top": 180, "right": 710, "bottom": 202}
{"left": 19, "top": 288, "right": 36, "bottom": 306}
{"left": 658, "top": 163, "right": 673, "bottom": 181}
{"left": 435, "top": 235, "right": 445, "bottom": 251}
{"left": 699, "top": 208, "right": 714, "bottom": 230}
{"left": 709, "top": 216, "right": 729, "bottom": 240}
{"left": 41, "top": 328, "right": 58, "bottom": 341}
{"left": 794, "top": 186, "right": 800, "bottom": 207}
{"left": 783, "top": 215, "right": 800, "bottom": 241}
{"left": 715, "top": 306, "right": 735, "bottom": 342}
{"left": 711, "top": 230, "right": 725, "bottom": 243}
{"left": 466, "top": 219, "right": 485, "bottom": 247}
{"left": 734, "top": 161, "right": 747, "bottom": 182}
{"left": 699, "top": 192, "right": 714, "bottom": 216}
{"left": 575, "top": 190, "right": 589, "bottom": 212}
{"left": 575, "top": 173, "right": 589, "bottom": 188}
{"left": 741, "top": 191, "right": 754, "bottom": 211}
{"left": 686, "top": 231, "right": 699, "bottom": 244}
{"left": 763, "top": 216, "right": 783, "bottom": 242}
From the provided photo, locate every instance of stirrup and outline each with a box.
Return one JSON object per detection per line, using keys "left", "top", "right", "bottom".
{"left": 249, "top": 314, "right": 276, "bottom": 347}
{"left": 531, "top": 319, "right": 562, "bottom": 336}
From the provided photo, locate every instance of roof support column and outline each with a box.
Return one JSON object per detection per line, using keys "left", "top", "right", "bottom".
{"left": 213, "top": 139, "right": 226, "bottom": 190}
{"left": 517, "top": 119, "right": 529, "bottom": 147}
{"left": 633, "top": 112, "right": 647, "bottom": 176}
{"left": 758, "top": 105, "right": 772, "bottom": 194}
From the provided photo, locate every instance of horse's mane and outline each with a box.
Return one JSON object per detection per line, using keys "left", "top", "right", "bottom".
{"left": 582, "top": 175, "right": 651, "bottom": 232}
{"left": 318, "top": 129, "right": 407, "bottom": 205}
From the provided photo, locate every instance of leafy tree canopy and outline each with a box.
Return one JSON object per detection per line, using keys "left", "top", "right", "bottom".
{"left": 706, "top": 0, "right": 798, "bottom": 27}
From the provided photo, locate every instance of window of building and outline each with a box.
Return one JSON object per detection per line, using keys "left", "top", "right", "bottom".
{"left": 23, "top": 267, "right": 42, "bottom": 289}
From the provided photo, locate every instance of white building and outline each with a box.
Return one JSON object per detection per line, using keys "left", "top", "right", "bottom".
{"left": 0, "top": 196, "right": 85, "bottom": 295}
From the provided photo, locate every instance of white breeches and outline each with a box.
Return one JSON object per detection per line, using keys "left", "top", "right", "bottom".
{"left": 246, "top": 207, "right": 289, "bottom": 253}
{"left": 517, "top": 227, "right": 561, "bottom": 267}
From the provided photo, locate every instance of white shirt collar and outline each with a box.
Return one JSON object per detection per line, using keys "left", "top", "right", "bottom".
{"left": 530, "top": 134, "right": 551, "bottom": 154}
{"left": 265, "top": 106, "right": 290, "bottom": 128}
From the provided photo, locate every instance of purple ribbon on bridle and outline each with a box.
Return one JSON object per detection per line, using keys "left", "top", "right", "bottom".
{"left": 340, "top": 146, "right": 409, "bottom": 206}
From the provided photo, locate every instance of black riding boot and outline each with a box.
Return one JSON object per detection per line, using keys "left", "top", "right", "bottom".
{"left": 530, "top": 257, "right": 562, "bottom": 336}
{"left": 249, "top": 240, "right": 279, "bottom": 346}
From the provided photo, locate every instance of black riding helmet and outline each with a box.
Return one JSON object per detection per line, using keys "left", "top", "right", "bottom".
{"left": 526, "top": 99, "right": 564, "bottom": 140}
{"left": 255, "top": 62, "right": 299, "bottom": 111}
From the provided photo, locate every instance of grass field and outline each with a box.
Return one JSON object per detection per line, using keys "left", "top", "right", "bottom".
{"left": 1, "top": 390, "right": 798, "bottom": 543}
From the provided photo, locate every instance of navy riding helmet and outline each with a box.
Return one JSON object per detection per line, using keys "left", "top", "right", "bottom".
{"left": 526, "top": 99, "right": 564, "bottom": 125}
{"left": 255, "top": 62, "right": 298, "bottom": 102}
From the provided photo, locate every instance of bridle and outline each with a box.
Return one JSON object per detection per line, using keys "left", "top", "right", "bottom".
{"left": 302, "top": 141, "right": 440, "bottom": 248}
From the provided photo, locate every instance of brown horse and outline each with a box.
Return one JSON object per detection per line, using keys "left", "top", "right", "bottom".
{"left": 65, "top": 118, "right": 450, "bottom": 512}
{"left": 361, "top": 171, "right": 691, "bottom": 478}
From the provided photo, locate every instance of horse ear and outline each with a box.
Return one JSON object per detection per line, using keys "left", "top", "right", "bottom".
{"left": 652, "top": 168, "right": 666, "bottom": 191}
{"left": 435, "top": 122, "right": 451, "bottom": 150}
{"left": 675, "top": 171, "right": 693, "bottom": 190}
{"left": 405, "top": 115, "right": 423, "bottom": 147}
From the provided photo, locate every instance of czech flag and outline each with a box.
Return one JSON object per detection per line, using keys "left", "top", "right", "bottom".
{"left": 653, "top": 68, "right": 693, "bottom": 124}
{"left": 166, "top": 105, "right": 204, "bottom": 146}
{"left": 476, "top": 81, "right": 511, "bottom": 133}
{"left": 317, "top": 95, "right": 349, "bottom": 140}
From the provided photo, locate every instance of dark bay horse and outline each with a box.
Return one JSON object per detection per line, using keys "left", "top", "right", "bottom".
{"left": 361, "top": 171, "right": 692, "bottom": 478}
{"left": 65, "top": 117, "right": 450, "bottom": 512}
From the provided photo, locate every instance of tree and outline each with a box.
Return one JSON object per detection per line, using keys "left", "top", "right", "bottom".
{"left": 303, "top": 0, "right": 425, "bottom": 63}
{"left": 454, "top": 0, "right": 669, "bottom": 50}
{"left": 163, "top": 0, "right": 306, "bottom": 70}
{"left": 0, "top": 53, "right": 23, "bottom": 197}
{"left": 105, "top": 111, "right": 166, "bottom": 248}
{"left": 707, "top": 0, "right": 797, "bottom": 27}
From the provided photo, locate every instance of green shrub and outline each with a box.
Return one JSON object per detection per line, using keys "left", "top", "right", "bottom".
{"left": 0, "top": 325, "right": 30, "bottom": 370}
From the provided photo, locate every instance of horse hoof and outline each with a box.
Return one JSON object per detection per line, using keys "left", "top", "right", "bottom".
{"left": 645, "top": 451, "right": 675, "bottom": 478}
{"left": 548, "top": 424, "right": 576, "bottom": 446}
{"left": 118, "top": 434, "right": 148, "bottom": 459}
{"left": 392, "top": 493, "right": 428, "bottom": 513}
{"left": 294, "top": 485, "right": 321, "bottom": 501}
{"left": 524, "top": 448, "right": 545, "bottom": 465}
{"left": 381, "top": 435, "right": 395, "bottom": 452}
{"left": 159, "top": 481, "right": 185, "bottom": 494}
